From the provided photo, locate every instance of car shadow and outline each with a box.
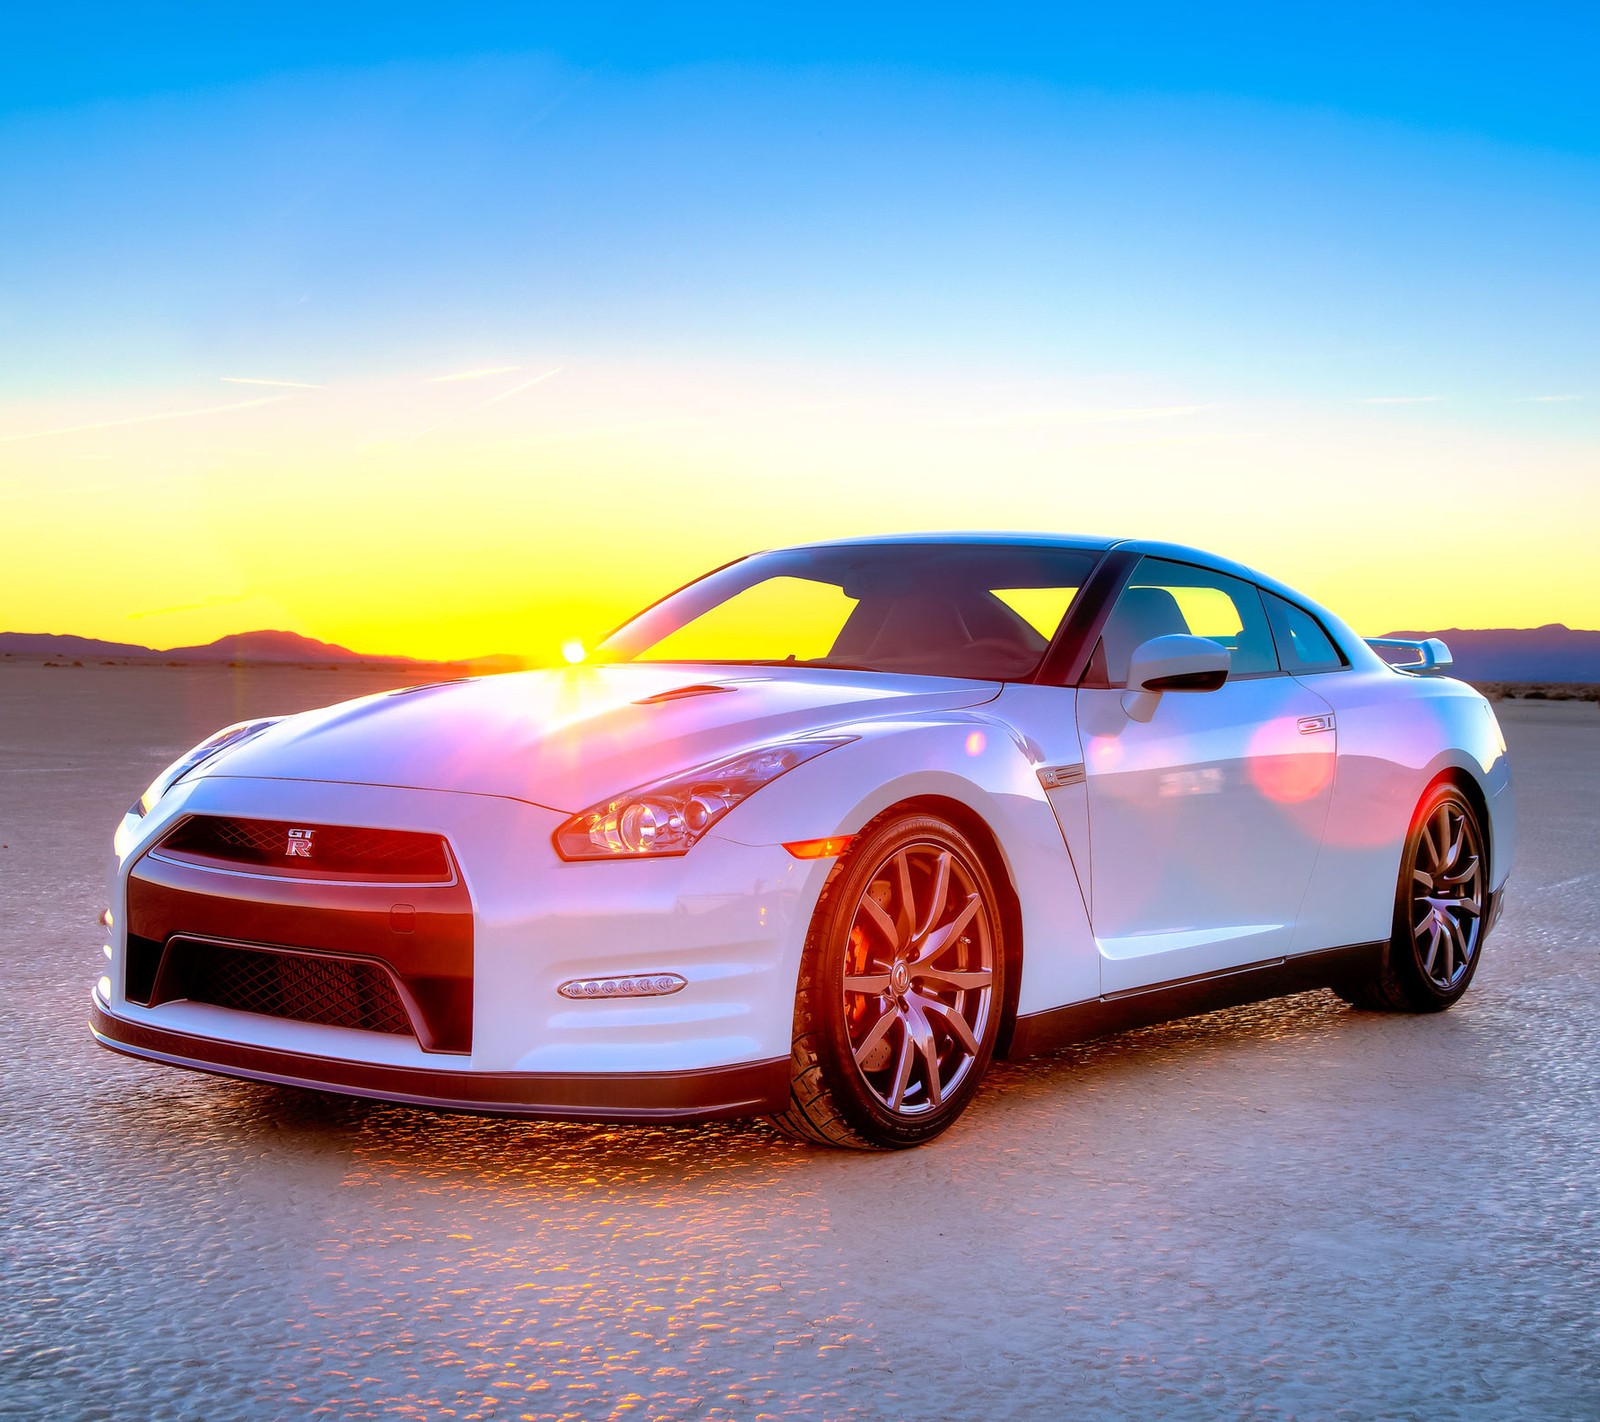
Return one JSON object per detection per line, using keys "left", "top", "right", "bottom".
{"left": 95, "top": 987, "right": 1393, "bottom": 1187}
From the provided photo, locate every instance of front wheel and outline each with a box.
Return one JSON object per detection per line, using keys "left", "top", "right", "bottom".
{"left": 770, "top": 812, "right": 1006, "bottom": 1149}
{"left": 1337, "top": 781, "right": 1488, "bottom": 1013}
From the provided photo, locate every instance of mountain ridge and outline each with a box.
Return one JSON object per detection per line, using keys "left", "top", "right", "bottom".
{"left": 4, "top": 623, "right": 1598, "bottom": 680}
{"left": 0, "top": 628, "right": 480, "bottom": 667}
{"left": 1378, "top": 624, "right": 1600, "bottom": 682}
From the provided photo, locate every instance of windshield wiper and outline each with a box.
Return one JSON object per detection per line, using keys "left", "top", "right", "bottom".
{"left": 793, "top": 658, "right": 883, "bottom": 673}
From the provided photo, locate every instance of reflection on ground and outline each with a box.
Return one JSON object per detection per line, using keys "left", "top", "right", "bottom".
{"left": 3, "top": 671, "right": 1598, "bottom": 1420}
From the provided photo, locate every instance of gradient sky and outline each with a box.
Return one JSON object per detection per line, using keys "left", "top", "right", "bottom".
{"left": 2, "top": 4, "right": 1597, "bottom": 662}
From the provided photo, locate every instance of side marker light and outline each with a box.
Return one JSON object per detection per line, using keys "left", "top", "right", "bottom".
{"left": 783, "top": 835, "right": 855, "bottom": 860}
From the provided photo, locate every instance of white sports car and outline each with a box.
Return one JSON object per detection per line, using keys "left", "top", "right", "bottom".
{"left": 92, "top": 535, "right": 1513, "bottom": 1148}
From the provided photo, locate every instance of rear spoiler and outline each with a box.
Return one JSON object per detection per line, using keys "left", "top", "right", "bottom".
{"left": 1365, "top": 636, "right": 1454, "bottom": 676}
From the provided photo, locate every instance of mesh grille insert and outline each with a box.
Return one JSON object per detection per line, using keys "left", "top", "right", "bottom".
{"left": 175, "top": 941, "right": 415, "bottom": 1036}
{"left": 159, "top": 816, "right": 451, "bottom": 881}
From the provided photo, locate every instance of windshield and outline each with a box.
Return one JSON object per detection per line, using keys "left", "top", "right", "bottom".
{"left": 596, "top": 543, "right": 1099, "bottom": 680}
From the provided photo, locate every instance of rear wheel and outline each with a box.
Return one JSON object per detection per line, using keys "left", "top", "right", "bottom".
{"left": 770, "top": 812, "right": 1005, "bottom": 1149}
{"left": 1337, "top": 781, "right": 1487, "bottom": 1013}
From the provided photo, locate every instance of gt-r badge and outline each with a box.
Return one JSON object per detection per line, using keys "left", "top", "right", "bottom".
{"left": 284, "top": 827, "right": 315, "bottom": 857}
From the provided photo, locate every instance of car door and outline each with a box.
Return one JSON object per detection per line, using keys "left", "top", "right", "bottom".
{"left": 1077, "top": 558, "right": 1336, "bottom": 994}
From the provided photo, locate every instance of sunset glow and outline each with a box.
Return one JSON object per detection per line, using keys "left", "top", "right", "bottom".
{"left": 3, "top": 10, "right": 1597, "bottom": 663}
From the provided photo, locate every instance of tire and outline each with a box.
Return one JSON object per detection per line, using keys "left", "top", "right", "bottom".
{"left": 1336, "top": 780, "right": 1488, "bottom": 1013}
{"left": 769, "top": 811, "right": 1007, "bottom": 1149}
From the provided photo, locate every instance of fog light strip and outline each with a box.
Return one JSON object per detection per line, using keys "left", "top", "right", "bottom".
{"left": 558, "top": 973, "right": 687, "bottom": 1000}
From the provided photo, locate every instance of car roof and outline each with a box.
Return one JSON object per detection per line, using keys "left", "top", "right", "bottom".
{"left": 780, "top": 531, "right": 1348, "bottom": 626}
{"left": 783, "top": 532, "right": 1283, "bottom": 591}
{"left": 785, "top": 530, "right": 1119, "bottom": 553}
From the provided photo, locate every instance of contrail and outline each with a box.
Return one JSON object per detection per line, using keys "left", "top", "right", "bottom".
{"left": 0, "top": 395, "right": 297, "bottom": 446}
{"left": 221, "top": 376, "right": 326, "bottom": 389}
{"left": 474, "top": 367, "right": 562, "bottom": 409}
{"left": 425, "top": 365, "right": 523, "bottom": 383}
{"left": 410, "top": 367, "right": 562, "bottom": 439}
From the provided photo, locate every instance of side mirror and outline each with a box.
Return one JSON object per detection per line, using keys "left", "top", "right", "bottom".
{"left": 1122, "top": 635, "right": 1231, "bottom": 722}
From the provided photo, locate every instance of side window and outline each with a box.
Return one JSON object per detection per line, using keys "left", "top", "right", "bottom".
{"left": 1089, "top": 558, "right": 1281, "bottom": 686}
{"left": 1264, "top": 591, "right": 1348, "bottom": 674}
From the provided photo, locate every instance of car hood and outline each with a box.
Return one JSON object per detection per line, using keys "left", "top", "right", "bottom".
{"left": 202, "top": 664, "right": 1001, "bottom": 812}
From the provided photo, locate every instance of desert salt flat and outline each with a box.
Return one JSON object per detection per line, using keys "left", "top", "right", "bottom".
{"left": 2, "top": 663, "right": 1596, "bottom": 1421}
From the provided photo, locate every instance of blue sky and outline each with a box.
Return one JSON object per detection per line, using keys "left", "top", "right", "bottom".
{"left": 5, "top": 4, "right": 1597, "bottom": 397}
{"left": 2, "top": 4, "right": 1597, "bottom": 654}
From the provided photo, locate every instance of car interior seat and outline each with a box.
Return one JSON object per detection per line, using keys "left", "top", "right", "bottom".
{"left": 1098, "top": 585, "right": 1191, "bottom": 685}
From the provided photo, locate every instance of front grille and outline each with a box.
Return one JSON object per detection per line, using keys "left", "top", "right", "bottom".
{"left": 158, "top": 816, "right": 451, "bottom": 881}
{"left": 160, "top": 939, "right": 415, "bottom": 1036}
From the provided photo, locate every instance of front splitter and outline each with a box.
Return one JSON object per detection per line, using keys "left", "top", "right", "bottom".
{"left": 90, "top": 994, "right": 789, "bottom": 1123}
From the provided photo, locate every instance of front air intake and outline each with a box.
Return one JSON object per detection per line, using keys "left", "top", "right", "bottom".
{"left": 151, "top": 938, "right": 416, "bottom": 1037}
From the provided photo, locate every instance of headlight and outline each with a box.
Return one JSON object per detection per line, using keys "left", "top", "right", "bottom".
{"left": 131, "top": 718, "right": 283, "bottom": 817}
{"left": 554, "top": 737, "right": 855, "bottom": 860}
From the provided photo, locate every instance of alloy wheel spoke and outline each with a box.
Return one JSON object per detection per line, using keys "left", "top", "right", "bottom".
{"left": 917, "top": 993, "right": 981, "bottom": 1054}
{"left": 1418, "top": 821, "right": 1439, "bottom": 872}
{"left": 904, "top": 1001, "right": 942, "bottom": 1108}
{"left": 915, "top": 895, "right": 981, "bottom": 965}
{"left": 1442, "top": 913, "right": 1472, "bottom": 979}
{"left": 1421, "top": 920, "right": 1442, "bottom": 974}
{"left": 914, "top": 851, "right": 952, "bottom": 943}
{"left": 856, "top": 894, "right": 901, "bottom": 953}
{"left": 887, "top": 1032, "right": 915, "bottom": 1109}
{"left": 914, "top": 964, "right": 992, "bottom": 991}
{"left": 1443, "top": 818, "right": 1467, "bottom": 873}
{"left": 844, "top": 972, "right": 892, "bottom": 995}
{"left": 893, "top": 852, "right": 917, "bottom": 946}
{"left": 853, "top": 1008, "right": 898, "bottom": 1068}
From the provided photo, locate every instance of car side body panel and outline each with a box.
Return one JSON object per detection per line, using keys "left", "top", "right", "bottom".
{"left": 712, "top": 712, "right": 1102, "bottom": 1017}
{"left": 1288, "top": 664, "right": 1513, "bottom": 954}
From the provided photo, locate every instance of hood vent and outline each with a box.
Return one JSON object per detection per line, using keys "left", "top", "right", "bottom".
{"left": 634, "top": 683, "right": 737, "bottom": 705}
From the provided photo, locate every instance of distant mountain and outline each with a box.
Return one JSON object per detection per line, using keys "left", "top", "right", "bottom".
{"left": 159, "top": 629, "right": 380, "bottom": 663}
{"left": 0, "top": 631, "right": 152, "bottom": 659}
{"left": 1380, "top": 624, "right": 1600, "bottom": 682}
{"left": 1, "top": 628, "right": 425, "bottom": 666}
{"left": 7, "top": 623, "right": 1593, "bottom": 681}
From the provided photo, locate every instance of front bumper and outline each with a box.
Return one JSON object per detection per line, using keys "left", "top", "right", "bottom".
{"left": 90, "top": 989, "right": 789, "bottom": 1121}
{"left": 97, "top": 775, "right": 830, "bottom": 1111}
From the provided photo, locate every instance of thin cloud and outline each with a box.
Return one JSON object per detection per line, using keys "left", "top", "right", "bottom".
{"left": 951, "top": 403, "right": 1215, "bottom": 429}
{"left": 1516, "top": 394, "right": 1586, "bottom": 403}
{"left": 0, "top": 395, "right": 297, "bottom": 446}
{"left": 410, "top": 367, "right": 562, "bottom": 440}
{"left": 221, "top": 376, "right": 326, "bottom": 389}
{"left": 475, "top": 367, "right": 562, "bottom": 409}
{"left": 425, "top": 365, "right": 523, "bottom": 383}
{"left": 1362, "top": 396, "right": 1447, "bottom": 405}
